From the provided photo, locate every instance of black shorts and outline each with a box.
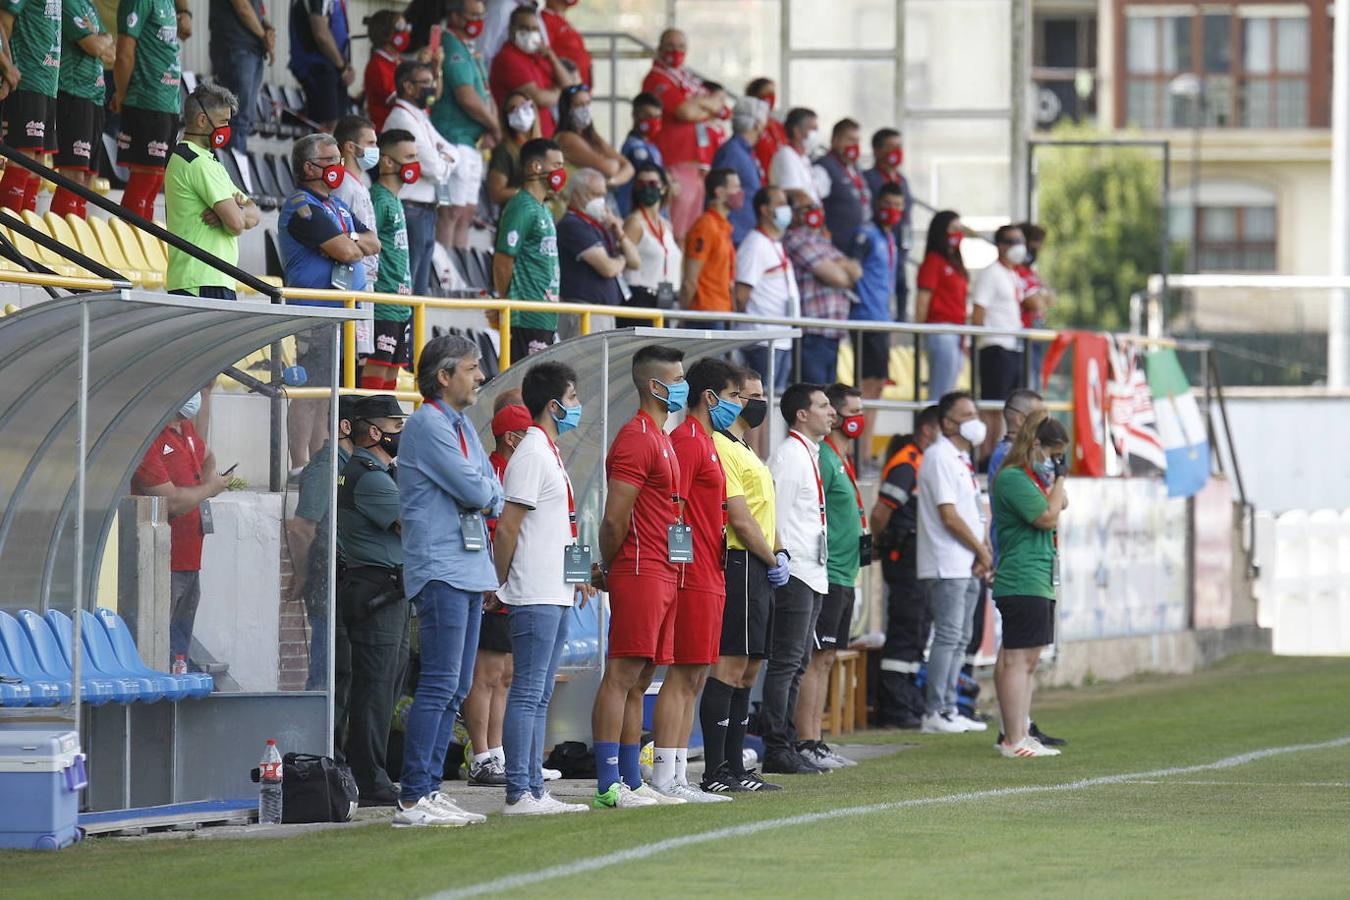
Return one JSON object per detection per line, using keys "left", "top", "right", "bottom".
{"left": 3, "top": 90, "right": 55, "bottom": 152}
{"left": 720, "top": 550, "right": 775, "bottom": 659}
{"left": 298, "top": 63, "right": 347, "bottom": 125}
{"left": 994, "top": 594, "right": 1055, "bottom": 650}
{"left": 856, "top": 331, "right": 891, "bottom": 381}
{"left": 368, "top": 318, "right": 413, "bottom": 368}
{"left": 815, "top": 583, "right": 854, "bottom": 651}
{"left": 54, "top": 94, "right": 104, "bottom": 171}
{"left": 979, "top": 345, "right": 1024, "bottom": 401}
{"left": 478, "top": 609, "right": 512, "bottom": 653}
{"left": 510, "top": 327, "right": 556, "bottom": 361}
{"left": 116, "top": 105, "right": 179, "bottom": 170}
{"left": 296, "top": 328, "right": 336, "bottom": 384}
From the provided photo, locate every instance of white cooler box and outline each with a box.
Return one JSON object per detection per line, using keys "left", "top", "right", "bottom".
{"left": 0, "top": 726, "right": 86, "bottom": 850}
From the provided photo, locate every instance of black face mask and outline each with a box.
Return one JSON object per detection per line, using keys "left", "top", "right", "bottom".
{"left": 377, "top": 428, "right": 401, "bottom": 457}
{"left": 739, "top": 398, "right": 768, "bottom": 429}
{"left": 1025, "top": 249, "right": 1037, "bottom": 265}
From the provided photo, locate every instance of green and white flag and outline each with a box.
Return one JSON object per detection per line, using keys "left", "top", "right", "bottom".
{"left": 1145, "top": 349, "right": 1209, "bottom": 498}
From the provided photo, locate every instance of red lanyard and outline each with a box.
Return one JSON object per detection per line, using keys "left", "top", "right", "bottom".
{"left": 885, "top": 231, "right": 896, "bottom": 273}
{"left": 1022, "top": 465, "right": 1058, "bottom": 549}
{"left": 430, "top": 401, "right": 470, "bottom": 457}
{"left": 640, "top": 207, "right": 668, "bottom": 278}
{"left": 756, "top": 228, "right": 793, "bottom": 299}
{"left": 535, "top": 425, "right": 577, "bottom": 540}
{"left": 839, "top": 156, "right": 866, "bottom": 200}
{"left": 788, "top": 431, "right": 827, "bottom": 529}
{"left": 823, "top": 436, "right": 867, "bottom": 531}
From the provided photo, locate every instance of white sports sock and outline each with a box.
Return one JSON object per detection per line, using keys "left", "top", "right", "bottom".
{"left": 653, "top": 747, "right": 677, "bottom": 788}
{"left": 489, "top": 746, "right": 505, "bottom": 764}
{"left": 675, "top": 748, "right": 689, "bottom": 785}
{"left": 472, "top": 750, "right": 492, "bottom": 765}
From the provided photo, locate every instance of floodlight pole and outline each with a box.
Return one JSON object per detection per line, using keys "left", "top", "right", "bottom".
{"left": 1330, "top": 0, "right": 1350, "bottom": 388}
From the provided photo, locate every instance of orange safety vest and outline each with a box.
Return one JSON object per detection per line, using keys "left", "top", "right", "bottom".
{"left": 879, "top": 441, "right": 923, "bottom": 563}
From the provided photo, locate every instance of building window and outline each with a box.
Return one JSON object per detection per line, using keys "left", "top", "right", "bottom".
{"left": 1196, "top": 205, "right": 1277, "bottom": 271}
{"left": 1032, "top": 13, "right": 1098, "bottom": 128}
{"left": 1239, "top": 15, "right": 1309, "bottom": 127}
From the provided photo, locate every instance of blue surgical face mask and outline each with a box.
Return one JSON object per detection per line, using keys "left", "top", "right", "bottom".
{"left": 551, "top": 398, "right": 583, "bottom": 435}
{"left": 179, "top": 392, "right": 202, "bottom": 419}
{"left": 772, "top": 204, "right": 792, "bottom": 231}
{"left": 360, "top": 146, "right": 380, "bottom": 171}
{"left": 707, "top": 392, "right": 742, "bottom": 431}
{"left": 654, "top": 378, "right": 689, "bottom": 413}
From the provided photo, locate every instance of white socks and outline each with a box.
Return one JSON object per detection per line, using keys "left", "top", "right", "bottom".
{"left": 490, "top": 746, "right": 505, "bottom": 765}
{"left": 675, "top": 748, "right": 689, "bottom": 786}
{"left": 473, "top": 750, "right": 493, "bottom": 765}
{"left": 653, "top": 747, "right": 677, "bottom": 788}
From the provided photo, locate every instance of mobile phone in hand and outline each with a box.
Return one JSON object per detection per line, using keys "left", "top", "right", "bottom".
{"left": 222, "top": 463, "right": 238, "bottom": 477}
{"left": 429, "top": 24, "right": 442, "bottom": 53}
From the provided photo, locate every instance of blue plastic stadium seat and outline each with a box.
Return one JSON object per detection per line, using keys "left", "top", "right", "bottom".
{"left": 16, "top": 609, "right": 125, "bottom": 705}
{"left": 0, "top": 611, "right": 69, "bottom": 705}
{"left": 0, "top": 654, "right": 33, "bottom": 705}
{"left": 91, "top": 608, "right": 213, "bottom": 699}
{"left": 42, "top": 610, "right": 161, "bottom": 703}
{"left": 72, "top": 610, "right": 183, "bottom": 702}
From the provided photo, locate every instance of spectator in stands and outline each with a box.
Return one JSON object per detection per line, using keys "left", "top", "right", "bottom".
{"left": 736, "top": 186, "right": 799, "bottom": 392}
{"left": 556, "top": 167, "right": 639, "bottom": 339}
{"left": 783, "top": 196, "right": 860, "bottom": 385}
{"left": 0, "top": 0, "right": 60, "bottom": 213}
{"left": 493, "top": 138, "right": 565, "bottom": 360}
{"left": 643, "top": 28, "right": 727, "bottom": 240}
{"left": 0, "top": 14, "right": 20, "bottom": 104}
{"left": 480, "top": 0, "right": 540, "bottom": 65}
{"left": 991, "top": 410, "right": 1068, "bottom": 759}
{"left": 556, "top": 84, "right": 634, "bottom": 196}
{"left": 489, "top": 5, "right": 576, "bottom": 138}
{"left": 400, "top": 0, "right": 445, "bottom": 55}
{"left": 615, "top": 92, "right": 664, "bottom": 216}
{"left": 711, "top": 96, "right": 768, "bottom": 246}
{"left": 332, "top": 115, "right": 381, "bottom": 295}
{"left": 622, "top": 162, "right": 681, "bottom": 323}
{"left": 336, "top": 394, "right": 409, "bottom": 806}
{"left": 849, "top": 181, "right": 906, "bottom": 460}
{"left": 539, "top": 0, "right": 589, "bottom": 85}
{"left": 1015, "top": 221, "right": 1054, "bottom": 376}
{"left": 915, "top": 210, "right": 969, "bottom": 400}
{"left": 280, "top": 132, "right": 381, "bottom": 471}
{"left": 494, "top": 362, "right": 591, "bottom": 815}
{"left": 362, "top": 10, "right": 406, "bottom": 130}
{"left": 680, "top": 166, "right": 739, "bottom": 319}
{"left": 486, "top": 90, "right": 538, "bottom": 207}
{"left": 770, "top": 107, "right": 823, "bottom": 205}
{"left": 208, "top": 0, "right": 274, "bottom": 152}
{"left": 972, "top": 224, "right": 1027, "bottom": 402}
{"left": 864, "top": 128, "right": 914, "bottom": 317}
{"left": 111, "top": 0, "right": 182, "bottom": 221}
{"left": 916, "top": 390, "right": 990, "bottom": 735}
{"left": 132, "top": 392, "right": 230, "bottom": 665}
{"left": 165, "top": 83, "right": 261, "bottom": 301}
{"left": 746, "top": 77, "right": 786, "bottom": 184}
{"left": 51, "top": 0, "right": 113, "bottom": 218}
{"left": 433, "top": 0, "right": 499, "bottom": 251}
{"left": 819, "top": 118, "right": 869, "bottom": 255}
{"left": 384, "top": 60, "right": 456, "bottom": 297}
{"left": 288, "top": 0, "right": 354, "bottom": 130}
{"left": 394, "top": 333, "right": 500, "bottom": 828}
{"left": 364, "top": 129, "right": 419, "bottom": 391}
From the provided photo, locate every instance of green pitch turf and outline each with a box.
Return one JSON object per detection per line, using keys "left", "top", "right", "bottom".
{"left": 5, "top": 653, "right": 1349, "bottom": 899}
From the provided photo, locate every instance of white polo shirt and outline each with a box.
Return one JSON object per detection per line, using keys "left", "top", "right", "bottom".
{"left": 736, "top": 228, "right": 801, "bottom": 351}
{"left": 971, "top": 261, "right": 1024, "bottom": 351}
{"left": 769, "top": 144, "right": 826, "bottom": 203}
{"left": 499, "top": 426, "right": 576, "bottom": 606}
{"left": 916, "top": 434, "right": 984, "bottom": 580}
{"left": 768, "top": 429, "right": 828, "bottom": 594}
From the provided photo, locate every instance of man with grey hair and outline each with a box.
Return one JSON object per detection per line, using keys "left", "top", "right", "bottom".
{"left": 555, "top": 167, "right": 640, "bottom": 339}
{"left": 393, "top": 334, "right": 502, "bottom": 827}
{"left": 712, "top": 95, "right": 768, "bottom": 244}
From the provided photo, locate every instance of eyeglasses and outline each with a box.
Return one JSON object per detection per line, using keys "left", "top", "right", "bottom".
{"left": 564, "top": 83, "right": 591, "bottom": 95}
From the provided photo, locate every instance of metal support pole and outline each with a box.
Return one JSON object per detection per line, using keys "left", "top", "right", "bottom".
{"left": 1010, "top": 0, "right": 1031, "bottom": 219}
{"left": 73, "top": 301, "right": 89, "bottom": 721}
{"left": 1160, "top": 141, "right": 1172, "bottom": 332}
{"left": 1330, "top": 0, "right": 1350, "bottom": 387}
{"left": 269, "top": 343, "right": 284, "bottom": 493}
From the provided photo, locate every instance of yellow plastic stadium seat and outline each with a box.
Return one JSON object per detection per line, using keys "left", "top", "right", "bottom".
{"left": 22, "top": 210, "right": 93, "bottom": 277}
{"left": 45, "top": 213, "right": 114, "bottom": 281}
{"left": 66, "top": 214, "right": 156, "bottom": 288}
{"left": 110, "top": 218, "right": 165, "bottom": 279}
{"left": 0, "top": 210, "right": 76, "bottom": 278}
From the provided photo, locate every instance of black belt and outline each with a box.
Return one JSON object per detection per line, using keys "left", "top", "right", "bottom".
{"left": 402, "top": 199, "right": 437, "bottom": 210}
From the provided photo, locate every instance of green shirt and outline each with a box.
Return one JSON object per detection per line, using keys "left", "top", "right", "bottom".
{"left": 992, "top": 466, "right": 1055, "bottom": 600}
{"left": 820, "top": 438, "right": 862, "bottom": 585}
{"left": 3, "top": 0, "right": 61, "bottom": 98}
{"left": 370, "top": 182, "right": 412, "bottom": 320}
{"left": 336, "top": 447, "right": 403, "bottom": 569}
{"left": 430, "top": 31, "right": 489, "bottom": 147}
{"left": 165, "top": 141, "right": 239, "bottom": 293}
{"left": 59, "top": 0, "right": 106, "bottom": 101}
{"left": 495, "top": 189, "right": 560, "bottom": 330}
{"left": 118, "top": 0, "right": 180, "bottom": 114}
{"left": 297, "top": 441, "right": 349, "bottom": 567}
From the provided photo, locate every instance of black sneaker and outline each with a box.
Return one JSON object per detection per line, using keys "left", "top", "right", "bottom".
{"left": 736, "top": 768, "right": 783, "bottom": 792}
{"left": 467, "top": 758, "right": 507, "bottom": 786}
{"left": 360, "top": 784, "right": 401, "bottom": 807}
{"left": 700, "top": 761, "right": 749, "bottom": 793}
{"left": 763, "top": 749, "right": 829, "bottom": 775}
{"left": 1030, "top": 722, "right": 1067, "bottom": 747}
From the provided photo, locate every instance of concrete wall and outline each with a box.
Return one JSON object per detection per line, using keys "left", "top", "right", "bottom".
{"left": 1217, "top": 392, "right": 1350, "bottom": 514}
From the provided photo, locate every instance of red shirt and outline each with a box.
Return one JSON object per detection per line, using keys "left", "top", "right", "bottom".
{"left": 606, "top": 409, "right": 682, "bottom": 583}
{"left": 917, "top": 251, "right": 970, "bottom": 325}
{"left": 365, "top": 49, "right": 399, "bottom": 130}
{"left": 643, "top": 62, "right": 712, "bottom": 166}
{"left": 670, "top": 417, "right": 726, "bottom": 594}
{"left": 754, "top": 118, "right": 787, "bottom": 183}
{"left": 1015, "top": 263, "right": 1044, "bottom": 328}
{"left": 540, "top": 9, "right": 591, "bottom": 87}
{"left": 133, "top": 422, "right": 208, "bottom": 572}
{"left": 490, "top": 43, "right": 558, "bottom": 137}
{"left": 486, "top": 450, "right": 508, "bottom": 542}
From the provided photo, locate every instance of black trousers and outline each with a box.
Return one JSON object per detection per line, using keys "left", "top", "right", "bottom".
{"left": 761, "top": 577, "right": 822, "bottom": 755}
{"left": 879, "top": 534, "right": 932, "bottom": 726}
{"left": 341, "top": 585, "right": 411, "bottom": 794}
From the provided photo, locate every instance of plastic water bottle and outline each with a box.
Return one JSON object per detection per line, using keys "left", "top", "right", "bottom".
{"left": 259, "top": 739, "right": 284, "bottom": 824}
{"left": 171, "top": 655, "right": 187, "bottom": 676}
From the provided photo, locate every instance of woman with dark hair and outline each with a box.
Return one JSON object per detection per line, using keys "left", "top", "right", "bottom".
{"left": 746, "top": 76, "right": 787, "bottom": 179}
{"left": 555, "top": 84, "right": 634, "bottom": 192}
{"left": 915, "top": 209, "right": 970, "bottom": 399}
{"left": 486, "top": 90, "right": 541, "bottom": 207}
{"left": 991, "top": 409, "right": 1069, "bottom": 759}
{"left": 621, "top": 162, "right": 682, "bottom": 325}
{"left": 364, "top": 10, "right": 410, "bottom": 130}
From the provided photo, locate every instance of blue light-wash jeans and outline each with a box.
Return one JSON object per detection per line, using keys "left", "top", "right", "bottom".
{"left": 742, "top": 344, "right": 791, "bottom": 393}
{"left": 926, "top": 332, "right": 963, "bottom": 400}
{"left": 210, "top": 46, "right": 265, "bottom": 153}
{"left": 399, "top": 580, "right": 481, "bottom": 802}
{"left": 503, "top": 603, "right": 570, "bottom": 802}
{"left": 800, "top": 334, "right": 840, "bottom": 385}
{"left": 404, "top": 202, "right": 437, "bottom": 298}
{"left": 922, "top": 577, "right": 981, "bottom": 715}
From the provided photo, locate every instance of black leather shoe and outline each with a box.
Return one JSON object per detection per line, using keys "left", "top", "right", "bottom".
{"left": 1030, "top": 722, "right": 1066, "bottom": 747}
{"left": 763, "top": 750, "right": 829, "bottom": 775}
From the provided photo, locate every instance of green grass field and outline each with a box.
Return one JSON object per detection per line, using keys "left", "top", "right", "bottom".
{"left": 5, "top": 653, "right": 1350, "bottom": 899}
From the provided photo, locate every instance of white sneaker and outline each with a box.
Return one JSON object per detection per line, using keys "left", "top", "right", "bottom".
{"left": 998, "top": 736, "right": 1062, "bottom": 758}
{"left": 392, "top": 796, "right": 471, "bottom": 828}
{"left": 817, "top": 741, "right": 857, "bottom": 767}
{"left": 798, "top": 742, "right": 845, "bottom": 770}
{"left": 654, "top": 781, "right": 732, "bottom": 804}
{"left": 921, "top": 712, "right": 968, "bottom": 734}
{"left": 428, "top": 791, "right": 488, "bottom": 824}
{"left": 542, "top": 767, "right": 562, "bottom": 781}
{"left": 537, "top": 790, "right": 588, "bottom": 813}
{"left": 633, "top": 782, "right": 687, "bottom": 805}
{"left": 503, "top": 793, "right": 557, "bottom": 816}
{"left": 956, "top": 714, "right": 989, "bottom": 733}
{"left": 593, "top": 781, "right": 659, "bottom": 808}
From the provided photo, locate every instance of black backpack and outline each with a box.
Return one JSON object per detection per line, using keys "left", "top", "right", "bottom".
{"left": 544, "top": 741, "right": 596, "bottom": 779}
{"left": 251, "top": 753, "right": 359, "bottom": 823}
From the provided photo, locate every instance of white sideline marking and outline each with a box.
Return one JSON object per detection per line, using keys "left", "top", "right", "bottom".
{"left": 430, "top": 736, "right": 1350, "bottom": 899}
{"left": 1130, "top": 780, "right": 1350, "bottom": 787}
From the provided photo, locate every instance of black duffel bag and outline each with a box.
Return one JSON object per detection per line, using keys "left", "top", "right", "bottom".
{"left": 251, "top": 753, "right": 359, "bottom": 823}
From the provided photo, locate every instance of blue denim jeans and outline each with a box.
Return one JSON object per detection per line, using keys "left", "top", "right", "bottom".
{"left": 800, "top": 334, "right": 840, "bottom": 385}
{"left": 921, "top": 577, "right": 981, "bottom": 715}
{"left": 503, "top": 604, "right": 570, "bottom": 802}
{"left": 399, "top": 580, "right": 481, "bottom": 802}
{"left": 742, "top": 345, "right": 791, "bottom": 393}
{"left": 210, "top": 46, "right": 265, "bottom": 153}
{"left": 404, "top": 203, "right": 437, "bottom": 298}
{"left": 926, "top": 333, "right": 963, "bottom": 400}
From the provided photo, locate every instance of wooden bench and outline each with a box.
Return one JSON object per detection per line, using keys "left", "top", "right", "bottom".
{"left": 822, "top": 649, "right": 867, "bottom": 736}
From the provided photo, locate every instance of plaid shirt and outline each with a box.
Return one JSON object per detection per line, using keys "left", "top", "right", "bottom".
{"left": 783, "top": 226, "right": 853, "bottom": 338}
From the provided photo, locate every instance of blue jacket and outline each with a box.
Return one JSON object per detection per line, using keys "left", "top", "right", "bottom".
{"left": 711, "top": 133, "right": 761, "bottom": 245}
{"left": 279, "top": 187, "right": 369, "bottom": 306}
{"left": 849, "top": 222, "right": 897, "bottom": 322}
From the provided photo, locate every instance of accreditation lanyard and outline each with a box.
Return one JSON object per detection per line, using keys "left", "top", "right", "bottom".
{"left": 841, "top": 157, "right": 866, "bottom": 202}
{"left": 535, "top": 425, "right": 578, "bottom": 540}
{"left": 640, "top": 206, "right": 669, "bottom": 279}
{"left": 823, "top": 436, "right": 868, "bottom": 532}
{"left": 788, "top": 431, "right": 827, "bottom": 532}
{"left": 756, "top": 227, "right": 794, "bottom": 302}
{"left": 430, "top": 400, "right": 471, "bottom": 458}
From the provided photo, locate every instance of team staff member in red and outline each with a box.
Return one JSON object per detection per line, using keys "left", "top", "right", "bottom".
{"left": 0, "top": 0, "right": 60, "bottom": 212}
{"left": 589, "top": 344, "right": 689, "bottom": 810}
{"left": 113, "top": 0, "right": 183, "bottom": 221}
{"left": 649, "top": 357, "right": 740, "bottom": 804}
{"left": 539, "top": 0, "right": 589, "bottom": 87}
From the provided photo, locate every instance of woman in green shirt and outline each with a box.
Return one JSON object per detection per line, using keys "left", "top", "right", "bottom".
{"left": 991, "top": 410, "right": 1069, "bottom": 759}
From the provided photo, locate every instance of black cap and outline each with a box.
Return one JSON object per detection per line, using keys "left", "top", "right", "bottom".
{"left": 337, "top": 393, "right": 360, "bottom": 424}
{"left": 352, "top": 394, "right": 408, "bottom": 421}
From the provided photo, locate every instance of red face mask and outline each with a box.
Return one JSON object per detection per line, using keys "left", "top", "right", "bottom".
{"left": 725, "top": 189, "right": 745, "bottom": 210}
{"left": 391, "top": 29, "right": 410, "bottom": 51}
{"left": 547, "top": 167, "right": 568, "bottom": 192}
{"left": 209, "top": 124, "right": 232, "bottom": 149}
{"left": 661, "top": 49, "right": 686, "bottom": 68}
{"left": 762, "top": 92, "right": 776, "bottom": 111}
{"left": 842, "top": 414, "right": 865, "bottom": 439}
{"left": 803, "top": 207, "right": 824, "bottom": 229}
{"left": 463, "top": 17, "right": 484, "bottom": 38}
{"left": 399, "top": 161, "right": 421, "bottom": 184}
{"left": 842, "top": 144, "right": 860, "bottom": 163}
{"left": 321, "top": 163, "right": 346, "bottom": 189}
{"left": 638, "top": 116, "right": 662, "bottom": 138}
{"left": 947, "top": 231, "right": 963, "bottom": 250}
{"left": 884, "top": 147, "right": 903, "bottom": 169}
{"left": 876, "top": 206, "right": 902, "bottom": 228}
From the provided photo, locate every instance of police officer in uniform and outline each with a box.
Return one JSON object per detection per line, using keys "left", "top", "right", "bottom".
{"left": 336, "top": 394, "right": 409, "bottom": 806}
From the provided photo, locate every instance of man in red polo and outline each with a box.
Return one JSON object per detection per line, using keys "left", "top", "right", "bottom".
{"left": 488, "top": 5, "right": 577, "bottom": 137}
{"left": 132, "top": 392, "right": 230, "bottom": 666}
{"left": 539, "top": 0, "right": 590, "bottom": 87}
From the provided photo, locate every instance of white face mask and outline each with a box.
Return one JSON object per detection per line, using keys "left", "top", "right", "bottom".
{"left": 507, "top": 102, "right": 536, "bottom": 133}
{"left": 584, "top": 196, "right": 608, "bottom": 221}
{"left": 514, "top": 29, "right": 542, "bottom": 54}
{"left": 180, "top": 392, "right": 202, "bottom": 420}
{"left": 804, "top": 128, "right": 821, "bottom": 153}
{"left": 1006, "top": 243, "right": 1028, "bottom": 265}
{"left": 571, "top": 104, "right": 592, "bottom": 129}
{"left": 958, "top": 418, "right": 987, "bottom": 447}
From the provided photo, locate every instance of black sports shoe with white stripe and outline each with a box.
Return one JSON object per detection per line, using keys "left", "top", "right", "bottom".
{"left": 736, "top": 768, "right": 783, "bottom": 792}
{"left": 700, "top": 761, "right": 749, "bottom": 793}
